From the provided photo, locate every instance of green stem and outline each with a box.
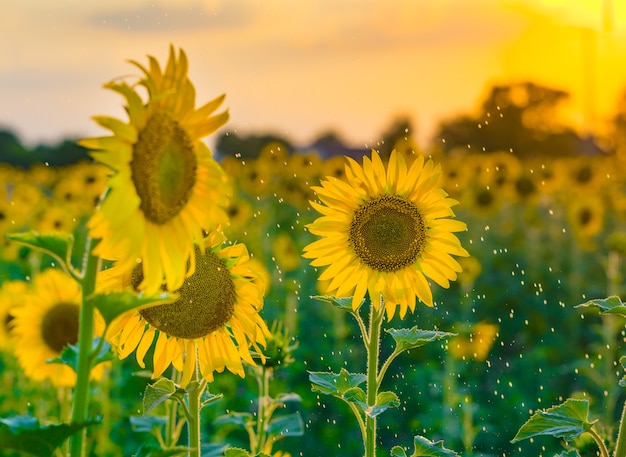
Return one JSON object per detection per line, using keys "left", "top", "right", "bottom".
{"left": 365, "top": 295, "right": 384, "bottom": 457}
{"left": 187, "top": 364, "right": 206, "bottom": 457}
{"left": 587, "top": 427, "right": 610, "bottom": 457}
{"left": 613, "top": 399, "right": 626, "bottom": 457}
{"left": 69, "top": 237, "right": 100, "bottom": 457}
{"left": 255, "top": 366, "right": 273, "bottom": 454}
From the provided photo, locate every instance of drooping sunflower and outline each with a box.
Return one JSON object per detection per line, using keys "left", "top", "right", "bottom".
{"left": 10, "top": 268, "right": 106, "bottom": 387}
{"left": 303, "top": 149, "right": 468, "bottom": 319}
{"left": 80, "top": 46, "right": 231, "bottom": 295}
{"left": 103, "top": 232, "right": 270, "bottom": 387}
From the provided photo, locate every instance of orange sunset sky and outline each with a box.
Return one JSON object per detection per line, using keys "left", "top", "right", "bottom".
{"left": 1, "top": 0, "right": 626, "bottom": 150}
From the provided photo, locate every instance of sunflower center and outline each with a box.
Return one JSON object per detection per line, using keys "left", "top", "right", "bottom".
{"left": 41, "top": 302, "right": 79, "bottom": 353}
{"left": 349, "top": 195, "right": 426, "bottom": 272}
{"left": 131, "top": 111, "right": 197, "bottom": 224}
{"left": 138, "top": 247, "right": 237, "bottom": 339}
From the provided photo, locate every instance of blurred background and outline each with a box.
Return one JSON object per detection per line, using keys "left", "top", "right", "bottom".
{"left": 3, "top": 1, "right": 626, "bottom": 456}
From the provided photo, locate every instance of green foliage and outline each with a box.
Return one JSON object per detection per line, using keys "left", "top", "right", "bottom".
{"left": 576, "top": 296, "right": 626, "bottom": 317}
{"left": 0, "top": 415, "right": 100, "bottom": 457}
{"left": 390, "top": 435, "right": 460, "bottom": 457}
{"left": 6, "top": 231, "right": 75, "bottom": 273}
{"left": 386, "top": 327, "right": 455, "bottom": 353}
{"left": 309, "top": 368, "right": 366, "bottom": 397}
{"left": 87, "top": 290, "right": 178, "bottom": 326}
{"left": 223, "top": 449, "right": 270, "bottom": 457}
{"left": 311, "top": 294, "right": 366, "bottom": 312}
{"left": 511, "top": 399, "right": 593, "bottom": 443}
{"left": 133, "top": 443, "right": 190, "bottom": 457}
{"left": 47, "top": 337, "right": 114, "bottom": 372}
{"left": 265, "top": 412, "right": 304, "bottom": 437}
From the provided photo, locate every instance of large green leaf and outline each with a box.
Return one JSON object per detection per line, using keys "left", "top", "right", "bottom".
{"left": 87, "top": 290, "right": 177, "bottom": 326}
{"left": 266, "top": 412, "right": 304, "bottom": 438}
{"left": 576, "top": 296, "right": 626, "bottom": 317}
{"left": 311, "top": 295, "right": 366, "bottom": 312}
{"left": 309, "top": 368, "right": 366, "bottom": 396}
{"left": 387, "top": 327, "right": 455, "bottom": 353}
{"left": 511, "top": 399, "right": 593, "bottom": 443}
{"left": 0, "top": 415, "right": 100, "bottom": 457}
{"left": 390, "top": 435, "right": 460, "bottom": 457}
{"left": 6, "top": 231, "right": 74, "bottom": 271}
{"left": 47, "top": 337, "right": 113, "bottom": 372}
{"left": 143, "top": 378, "right": 179, "bottom": 414}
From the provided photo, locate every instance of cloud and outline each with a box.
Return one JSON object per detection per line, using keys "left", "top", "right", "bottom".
{"left": 92, "top": 1, "right": 252, "bottom": 32}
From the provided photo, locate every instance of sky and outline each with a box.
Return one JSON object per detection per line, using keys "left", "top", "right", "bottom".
{"left": 1, "top": 0, "right": 626, "bottom": 151}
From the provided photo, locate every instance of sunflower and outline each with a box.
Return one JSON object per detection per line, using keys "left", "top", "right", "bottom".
{"left": 104, "top": 232, "right": 270, "bottom": 387}
{"left": 80, "top": 46, "right": 231, "bottom": 295}
{"left": 0, "top": 279, "right": 27, "bottom": 350}
{"left": 303, "top": 149, "right": 468, "bottom": 319}
{"left": 10, "top": 268, "right": 106, "bottom": 387}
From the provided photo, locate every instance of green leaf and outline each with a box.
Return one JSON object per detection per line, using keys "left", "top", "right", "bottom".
{"left": 511, "top": 399, "right": 593, "bottom": 443}
{"left": 143, "top": 378, "right": 178, "bottom": 414}
{"left": 0, "top": 415, "right": 100, "bottom": 457}
{"left": 390, "top": 446, "right": 408, "bottom": 457}
{"left": 223, "top": 449, "right": 270, "bottom": 457}
{"left": 576, "top": 296, "right": 626, "bottom": 317}
{"left": 309, "top": 368, "right": 366, "bottom": 396}
{"left": 88, "top": 290, "right": 177, "bottom": 326}
{"left": 266, "top": 412, "right": 304, "bottom": 438}
{"left": 554, "top": 450, "right": 581, "bottom": 457}
{"left": 408, "top": 435, "right": 460, "bottom": 456}
{"left": 200, "top": 390, "right": 223, "bottom": 410}
{"left": 133, "top": 443, "right": 190, "bottom": 457}
{"left": 274, "top": 392, "right": 302, "bottom": 403}
{"left": 47, "top": 337, "right": 113, "bottom": 372}
{"left": 387, "top": 327, "right": 455, "bottom": 353}
{"left": 6, "top": 231, "right": 74, "bottom": 271}
{"left": 311, "top": 295, "right": 366, "bottom": 311}
{"left": 129, "top": 415, "right": 167, "bottom": 433}
{"left": 214, "top": 412, "right": 255, "bottom": 429}
{"left": 367, "top": 391, "right": 400, "bottom": 418}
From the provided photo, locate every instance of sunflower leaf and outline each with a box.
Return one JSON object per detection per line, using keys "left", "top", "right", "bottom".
{"left": 47, "top": 337, "right": 113, "bottom": 372}
{"left": 387, "top": 327, "right": 455, "bottom": 353}
{"left": 309, "top": 368, "right": 366, "bottom": 396}
{"left": 0, "top": 415, "right": 100, "bottom": 457}
{"left": 576, "top": 296, "right": 626, "bottom": 317}
{"left": 311, "top": 295, "right": 366, "bottom": 312}
{"left": 266, "top": 411, "right": 304, "bottom": 437}
{"left": 6, "top": 231, "right": 74, "bottom": 272}
{"left": 403, "top": 435, "right": 461, "bottom": 456}
{"left": 511, "top": 398, "right": 593, "bottom": 443}
{"left": 143, "top": 378, "right": 178, "bottom": 414}
{"left": 200, "top": 390, "right": 223, "bottom": 410}
{"left": 129, "top": 415, "right": 167, "bottom": 433}
{"left": 133, "top": 443, "right": 190, "bottom": 457}
{"left": 554, "top": 450, "right": 581, "bottom": 457}
{"left": 390, "top": 445, "right": 408, "bottom": 457}
{"left": 367, "top": 391, "right": 400, "bottom": 418}
{"left": 214, "top": 412, "right": 255, "bottom": 429}
{"left": 224, "top": 448, "right": 271, "bottom": 457}
{"left": 87, "top": 290, "right": 177, "bottom": 326}
{"left": 274, "top": 392, "right": 302, "bottom": 404}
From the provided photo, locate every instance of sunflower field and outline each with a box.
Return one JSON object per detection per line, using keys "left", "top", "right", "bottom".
{"left": 2, "top": 47, "right": 626, "bottom": 457}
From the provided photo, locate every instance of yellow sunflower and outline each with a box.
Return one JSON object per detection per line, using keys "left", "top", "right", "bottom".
{"left": 0, "top": 279, "right": 27, "bottom": 350}
{"left": 10, "top": 268, "right": 106, "bottom": 387}
{"left": 103, "top": 232, "right": 270, "bottom": 387}
{"left": 303, "top": 149, "right": 468, "bottom": 319}
{"left": 80, "top": 46, "right": 231, "bottom": 295}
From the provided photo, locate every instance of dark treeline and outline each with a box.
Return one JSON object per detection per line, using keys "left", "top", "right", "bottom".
{"left": 3, "top": 80, "right": 626, "bottom": 167}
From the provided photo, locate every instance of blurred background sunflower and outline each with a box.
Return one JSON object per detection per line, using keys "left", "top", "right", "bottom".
{"left": 10, "top": 268, "right": 106, "bottom": 387}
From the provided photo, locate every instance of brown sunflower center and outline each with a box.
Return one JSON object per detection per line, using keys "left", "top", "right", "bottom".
{"left": 349, "top": 195, "right": 426, "bottom": 272}
{"left": 131, "top": 111, "right": 197, "bottom": 224}
{"left": 41, "top": 302, "right": 79, "bottom": 353}
{"left": 138, "top": 247, "right": 237, "bottom": 339}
